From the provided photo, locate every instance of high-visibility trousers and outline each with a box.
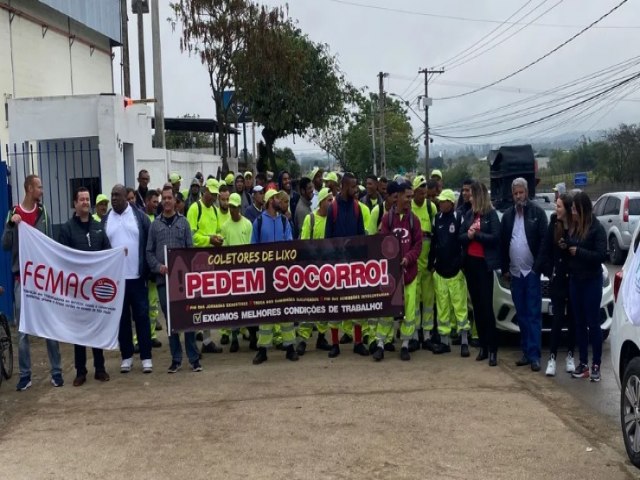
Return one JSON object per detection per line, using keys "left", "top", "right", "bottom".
{"left": 297, "top": 321, "right": 329, "bottom": 341}
{"left": 377, "top": 278, "right": 417, "bottom": 342}
{"left": 415, "top": 267, "right": 435, "bottom": 332}
{"left": 258, "top": 323, "right": 295, "bottom": 348}
{"left": 135, "top": 280, "right": 158, "bottom": 345}
{"left": 434, "top": 271, "right": 469, "bottom": 337}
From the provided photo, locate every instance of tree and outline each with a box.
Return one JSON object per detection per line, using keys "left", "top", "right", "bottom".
{"left": 274, "top": 147, "right": 301, "bottom": 179}
{"left": 600, "top": 124, "right": 640, "bottom": 183}
{"left": 169, "top": 0, "right": 272, "bottom": 172}
{"left": 234, "top": 13, "right": 345, "bottom": 173}
{"left": 165, "top": 114, "right": 214, "bottom": 149}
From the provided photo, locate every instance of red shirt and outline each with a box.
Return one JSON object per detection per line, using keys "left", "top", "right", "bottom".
{"left": 467, "top": 214, "right": 485, "bottom": 258}
{"left": 16, "top": 204, "right": 38, "bottom": 227}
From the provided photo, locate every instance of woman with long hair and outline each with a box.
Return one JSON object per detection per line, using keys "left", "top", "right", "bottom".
{"left": 543, "top": 193, "right": 576, "bottom": 376}
{"left": 567, "top": 192, "right": 607, "bottom": 382}
{"left": 459, "top": 181, "right": 501, "bottom": 366}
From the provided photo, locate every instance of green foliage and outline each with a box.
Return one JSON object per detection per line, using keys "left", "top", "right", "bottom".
{"left": 274, "top": 147, "right": 301, "bottom": 179}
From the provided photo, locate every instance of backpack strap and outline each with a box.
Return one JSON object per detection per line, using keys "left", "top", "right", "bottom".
{"left": 281, "top": 215, "right": 287, "bottom": 237}
{"left": 256, "top": 214, "right": 263, "bottom": 242}
{"left": 310, "top": 213, "right": 315, "bottom": 239}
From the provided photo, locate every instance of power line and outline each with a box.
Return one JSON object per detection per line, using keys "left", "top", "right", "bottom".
{"left": 435, "top": 0, "right": 630, "bottom": 101}
{"left": 325, "top": 0, "right": 640, "bottom": 29}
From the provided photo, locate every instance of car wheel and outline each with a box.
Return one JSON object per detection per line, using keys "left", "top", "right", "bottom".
{"left": 610, "top": 236, "right": 625, "bottom": 265}
{"left": 621, "top": 357, "right": 640, "bottom": 468}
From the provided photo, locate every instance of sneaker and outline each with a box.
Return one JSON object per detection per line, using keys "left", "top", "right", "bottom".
{"left": 142, "top": 359, "right": 153, "bottom": 374}
{"left": 167, "top": 362, "right": 181, "bottom": 374}
{"left": 545, "top": 355, "right": 557, "bottom": 377}
{"left": 572, "top": 363, "right": 590, "bottom": 379}
{"left": 16, "top": 376, "right": 32, "bottom": 391}
{"left": 253, "top": 347, "right": 268, "bottom": 365}
{"left": 51, "top": 374, "right": 64, "bottom": 387}
{"left": 590, "top": 364, "right": 601, "bottom": 382}
{"left": 400, "top": 347, "right": 411, "bottom": 361}
{"left": 565, "top": 352, "right": 576, "bottom": 373}
{"left": 120, "top": 357, "right": 133, "bottom": 373}
{"left": 191, "top": 361, "right": 203, "bottom": 372}
{"left": 372, "top": 346, "right": 384, "bottom": 361}
{"left": 201, "top": 342, "right": 223, "bottom": 354}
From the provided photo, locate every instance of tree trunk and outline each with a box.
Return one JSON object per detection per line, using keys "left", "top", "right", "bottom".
{"left": 213, "top": 90, "right": 229, "bottom": 174}
{"left": 262, "top": 127, "right": 278, "bottom": 175}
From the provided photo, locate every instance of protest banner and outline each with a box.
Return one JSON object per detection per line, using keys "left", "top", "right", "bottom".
{"left": 18, "top": 223, "right": 126, "bottom": 349}
{"left": 166, "top": 234, "right": 403, "bottom": 333}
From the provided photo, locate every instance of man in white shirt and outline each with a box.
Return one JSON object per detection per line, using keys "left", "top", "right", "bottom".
{"left": 105, "top": 184, "right": 153, "bottom": 374}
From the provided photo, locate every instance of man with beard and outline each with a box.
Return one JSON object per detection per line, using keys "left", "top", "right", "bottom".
{"left": 324, "top": 172, "right": 339, "bottom": 197}
{"left": 377, "top": 176, "right": 388, "bottom": 200}
{"left": 309, "top": 167, "right": 324, "bottom": 210}
{"left": 135, "top": 169, "right": 150, "bottom": 209}
{"left": 251, "top": 189, "right": 297, "bottom": 365}
{"left": 361, "top": 175, "right": 383, "bottom": 212}
{"left": 294, "top": 177, "right": 314, "bottom": 239}
{"left": 245, "top": 185, "right": 264, "bottom": 224}
{"left": 237, "top": 174, "right": 251, "bottom": 211}
{"left": 324, "top": 173, "right": 368, "bottom": 358}
{"left": 501, "top": 177, "right": 548, "bottom": 372}
{"left": 184, "top": 178, "right": 202, "bottom": 213}
{"left": 93, "top": 194, "right": 109, "bottom": 222}
{"left": 278, "top": 170, "right": 299, "bottom": 222}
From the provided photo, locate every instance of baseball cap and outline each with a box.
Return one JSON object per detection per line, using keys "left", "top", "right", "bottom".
{"left": 264, "top": 189, "right": 279, "bottom": 204}
{"left": 244, "top": 171, "right": 253, "bottom": 178}
{"left": 228, "top": 193, "right": 242, "bottom": 208}
{"left": 324, "top": 172, "right": 338, "bottom": 183}
{"left": 169, "top": 172, "right": 182, "bottom": 184}
{"left": 412, "top": 175, "right": 427, "bottom": 190}
{"left": 190, "top": 177, "right": 200, "bottom": 186}
{"left": 252, "top": 185, "right": 264, "bottom": 194}
{"left": 553, "top": 182, "right": 566, "bottom": 194}
{"left": 431, "top": 169, "right": 443, "bottom": 180}
{"left": 96, "top": 194, "right": 109, "bottom": 205}
{"left": 437, "top": 189, "right": 456, "bottom": 204}
{"left": 310, "top": 167, "right": 323, "bottom": 180}
{"left": 225, "top": 173, "right": 235, "bottom": 185}
{"left": 205, "top": 178, "right": 219, "bottom": 194}
{"left": 317, "top": 187, "right": 332, "bottom": 205}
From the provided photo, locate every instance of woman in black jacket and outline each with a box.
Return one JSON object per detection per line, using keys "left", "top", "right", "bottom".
{"left": 543, "top": 193, "right": 576, "bottom": 377}
{"left": 460, "top": 181, "right": 501, "bottom": 366}
{"left": 567, "top": 192, "right": 607, "bottom": 382}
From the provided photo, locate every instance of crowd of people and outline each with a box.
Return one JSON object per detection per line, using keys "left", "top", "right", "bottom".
{"left": 2, "top": 164, "right": 607, "bottom": 391}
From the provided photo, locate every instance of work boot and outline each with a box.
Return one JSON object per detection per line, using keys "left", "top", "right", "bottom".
{"left": 339, "top": 333, "right": 353, "bottom": 344}
{"left": 286, "top": 345, "right": 299, "bottom": 361}
{"left": 408, "top": 339, "right": 420, "bottom": 353}
{"left": 315, "top": 333, "right": 331, "bottom": 351}
{"left": 422, "top": 337, "right": 436, "bottom": 351}
{"left": 220, "top": 334, "right": 230, "bottom": 345}
{"left": 476, "top": 348, "right": 488, "bottom": 361}
{"left": 230, "top": 339, "right": 240, "bottom": 353}
{"left": 461, "top": 344, "right": 470, "bottom": 358}
{"left": 328, "top": 344, "right": 340, "bottom": 358}
{"left": 432, "top": 343, "right": 451, "bottom": 355}
{"left": 252, "top": 347, "right": 268, "bottom": 365}
{"left": 373, "top": 346, "right": 384, "bottom": 362}
{"left": 369, "top": 342, "right": 378, "bottom": 355}
{"left": 384, "top": 342, "right": 396, "bottom": 352}
{"left": 489, "top": 352, "right": 498, "bottom": 367}
{"left": 400, "top": 347, "right": 411, "bottom": 361}
{"left": 353, "top": 343, "right": 369, "bottom": 356}
{"left": 296, "top": 341, "right": 307, "bottom": 357}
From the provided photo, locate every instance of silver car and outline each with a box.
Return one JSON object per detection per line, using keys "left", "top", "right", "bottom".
{"left": 593, "top": 192, "right": 640, "bottom": 265}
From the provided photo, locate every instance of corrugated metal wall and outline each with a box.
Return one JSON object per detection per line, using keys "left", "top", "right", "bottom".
{"left": 37, "top": 0, "right": 121, "bottom": 43}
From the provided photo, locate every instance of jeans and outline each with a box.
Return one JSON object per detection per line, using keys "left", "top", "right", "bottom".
{"left": 118, "top": 277, "right": 152, "bottom": 361}
{"left": 549, "top": 292, "right": 575, "bottom": 358}
{"left": 464, "top": 256, "right": 498, "bottom": 353}
{"left": 511, "top": 272, "right": 542, "bottom": 362}
{"left": 74, "top": 345, "right": 106, "bottom": 375}
{"left": 158, "top": 284, "right": 199, "bottom": 365}
{"left": 15, "top": 282, "right": 61, "bottom": 379}
{"left": 570, "top": 275, "right": 603, "bottom": 366}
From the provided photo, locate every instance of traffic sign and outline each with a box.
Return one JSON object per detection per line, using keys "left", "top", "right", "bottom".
{"left": 222, "top": 91, "right": 252, "bottom": 123}
{"left": 574, "top": 172, "right": 588, "bottom": 187}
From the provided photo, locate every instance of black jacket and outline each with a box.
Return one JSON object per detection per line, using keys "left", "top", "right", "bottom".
{"left": 59, "top": 214, "right": 111, "bottom": 252}
{"left": 500, "top": 202, "right": 548, "bottom": 275}
{"left": 428, "top": 210, "right": 464, "bottom": 278}
{"left": 459, "top": 209, "right": 501, "bottom": 271}
{"left": 543, "top": 213, "right": 570, "bottom": 295}
{"left": 567, "top": 214, "right": 607, "bottom": 280}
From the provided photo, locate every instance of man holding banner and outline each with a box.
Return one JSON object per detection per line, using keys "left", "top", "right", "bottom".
{"left": 2, "top": 174, "right": 62, "bottom": 391}
{"left": 251, "top": 189, "right": 298, "bottom": 365}
{"left": 147, "top": 186, "right": 201, "bottom": 373}
{"left": 59, "top": 187, "right": 113, "bottom": 386}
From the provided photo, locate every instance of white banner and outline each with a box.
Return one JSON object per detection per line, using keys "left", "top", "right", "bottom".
{"left": 623, "top": 248, "right": 640, "bottom": 327}
{"left": 18, "top": 222, "right": 126, "bottom": 349}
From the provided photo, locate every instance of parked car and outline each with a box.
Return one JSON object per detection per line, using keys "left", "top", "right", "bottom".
{"left": 472, "top": 206, "right": 614, "bottom": 337}
{"left": 593, "top": 192, "right": 640, "bottom": 265}
{"left": 611, "top": 223, "right": 640, "bottom": 468}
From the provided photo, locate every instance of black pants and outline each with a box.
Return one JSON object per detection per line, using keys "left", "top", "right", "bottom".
{"left": 74, "top": 345, "right": 105, "bottom": 375}
{"left": 118, "top": 278, "right": 152, "bottom": 360}
{"left": 464, "top": 256, "right": 498, "bottom": 353}
{"left": 549, "top": 292, "right": 575, "bottom": 357}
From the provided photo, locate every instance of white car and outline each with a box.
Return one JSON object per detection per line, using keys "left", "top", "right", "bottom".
{"left": 593, "top": 192, "right": 640, "bottom": 265}
{"left": 611, "top": 224, "right": 640, "bottom": 468}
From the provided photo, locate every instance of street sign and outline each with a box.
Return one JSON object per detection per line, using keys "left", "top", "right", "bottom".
{"left": 222, "top": 91, "right": 252, "bottom": 123}
{"left": 574, "top": 172, "right": 588, "bottom": 187}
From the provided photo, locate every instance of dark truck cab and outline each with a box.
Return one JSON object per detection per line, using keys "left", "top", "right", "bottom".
{"left": 489, "top": 145, "right": 536, "bottom": 212}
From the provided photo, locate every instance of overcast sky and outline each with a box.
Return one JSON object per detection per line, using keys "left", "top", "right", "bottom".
{"left": 114, "top": 0, "right": 640, "bottom": 156}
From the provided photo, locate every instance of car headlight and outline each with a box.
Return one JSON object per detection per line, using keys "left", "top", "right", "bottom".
{"left": 602, "top": 265, "right": 610, "bottom": 288}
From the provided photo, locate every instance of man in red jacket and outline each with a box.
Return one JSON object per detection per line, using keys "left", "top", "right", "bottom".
{"left": 373, "top": 181, "right": 423, "bottom": 361}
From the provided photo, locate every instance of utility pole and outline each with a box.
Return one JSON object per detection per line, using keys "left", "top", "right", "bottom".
{"left": 370, "top": 101, "right": 377, "bottom": 176}
{"left": 133, "top": 1, "right": 149, "bottom": 99}
{"left": 151, "top": 0, "right": 165, "bottom": 148}
{"left": 418, "top": 67, "right": 444, "bottom": 175}
{"left": 378, "top": 72, "right": 388, "bottom": 177}
{"left": 120, "top": 0, "right": 130, "bottom": 97}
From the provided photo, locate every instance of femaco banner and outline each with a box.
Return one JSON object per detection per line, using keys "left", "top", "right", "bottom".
{"left": 166, "top": 235, "right": 404, "bottom": 333}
